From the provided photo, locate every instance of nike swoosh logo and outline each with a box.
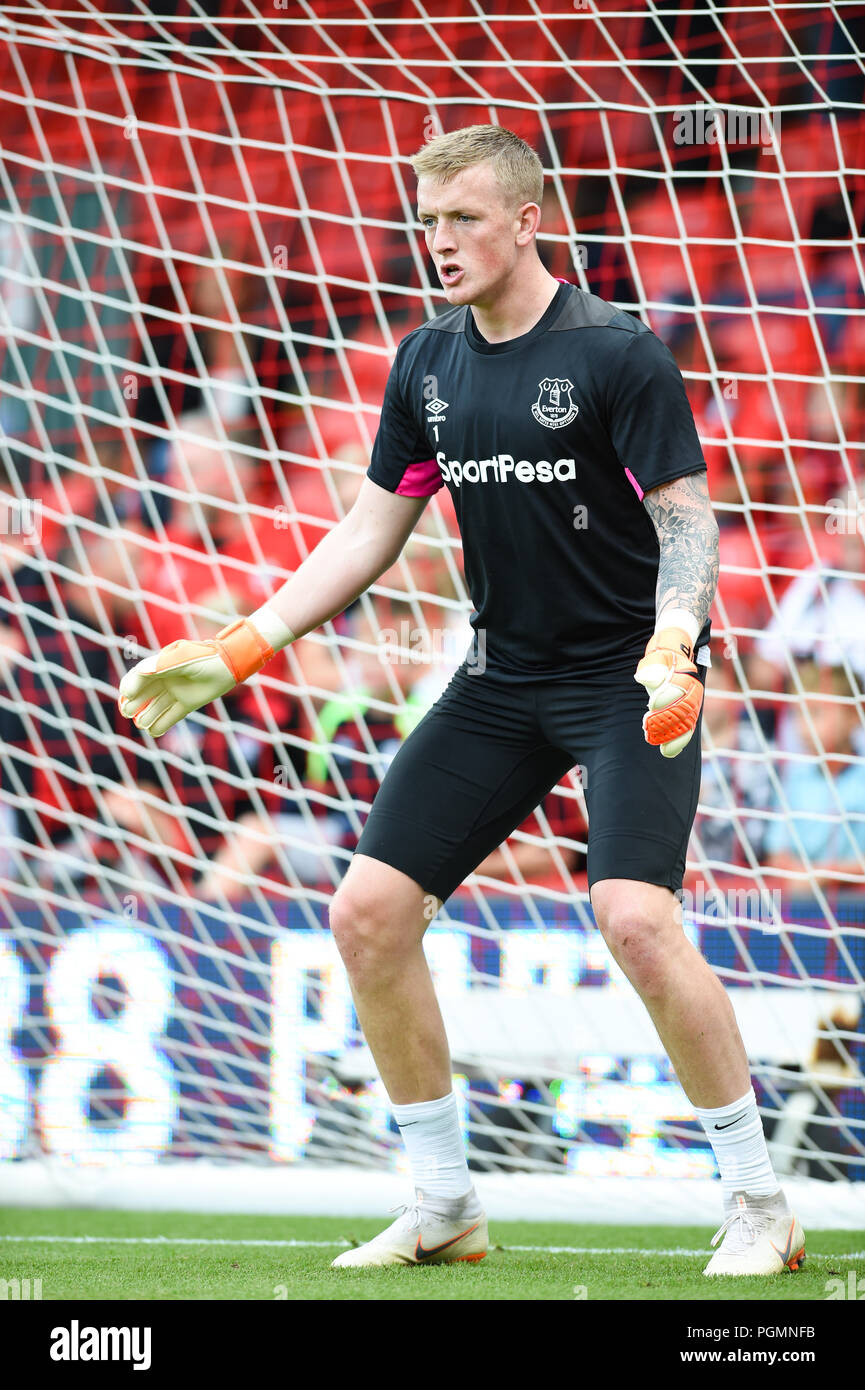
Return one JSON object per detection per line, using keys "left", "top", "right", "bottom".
{"left": 714, "top": 1113, "right": 747, "bottom": 1130}
{"left": 415, "top": 1221, "right": 481, "bottom": 1261}
{"left": 770, "top": 1219, "right": 796, "bottom": 1267}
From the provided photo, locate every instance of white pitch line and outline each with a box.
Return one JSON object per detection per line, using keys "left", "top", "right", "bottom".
{"left": 506, "top": 1245, "right": 865, "bottom": 1260}
{"left": 0, "top": 1235, "right": 862, "bottom": 1259}
{"left": 0, "top": 1235, "right": 342, "bottom": 1249}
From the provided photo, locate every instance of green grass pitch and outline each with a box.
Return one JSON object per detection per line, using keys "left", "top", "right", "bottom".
{"left": 1, "top": 1207, "right": 861, "bottom": 1301}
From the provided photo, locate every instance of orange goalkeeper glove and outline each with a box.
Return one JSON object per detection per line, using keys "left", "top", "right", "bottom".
{"left": 634, "top": 625, "right": 704, "bottom": 759}
{"left": 118, "top": 618, "right": 275, "bottom": 738}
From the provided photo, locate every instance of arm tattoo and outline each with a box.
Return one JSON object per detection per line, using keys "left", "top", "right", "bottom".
{"left": 642, "top": 472, "right": 720, "bottom": 633}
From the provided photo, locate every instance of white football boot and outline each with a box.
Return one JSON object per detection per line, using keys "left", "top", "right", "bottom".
{"left": 332, "top": 1189, "right": 488, "bottom": 1269}
{"left": 703, "top": 1189, "right": 806, "bottom": 1276}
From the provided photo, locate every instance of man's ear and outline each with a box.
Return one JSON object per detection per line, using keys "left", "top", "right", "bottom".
{"left": 515, "top": 201, "right": 541, "bottom": 245}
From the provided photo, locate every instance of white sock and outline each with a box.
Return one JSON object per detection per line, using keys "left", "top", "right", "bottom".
{"left": 392, "top": 1092, "right": 473, "bottom": 1204}
{"left": 694, "top": 1087, "right": 780, "bottom": 1204}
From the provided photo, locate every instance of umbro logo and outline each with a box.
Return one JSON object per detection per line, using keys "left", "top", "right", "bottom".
{"left": 425, "top": 397, "right": 448, "bottom": 423}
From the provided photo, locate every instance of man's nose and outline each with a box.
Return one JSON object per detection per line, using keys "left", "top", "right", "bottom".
{"left": 432, "top": 220, "right": 456, "bottom": 255}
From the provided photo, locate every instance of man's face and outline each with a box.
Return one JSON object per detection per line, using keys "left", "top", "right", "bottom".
{"left": 416, "top": 163, "right": 528, "bottom": 308}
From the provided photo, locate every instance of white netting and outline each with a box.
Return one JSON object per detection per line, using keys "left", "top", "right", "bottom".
{"left": 0, "top": 1, "right": 863, "bottom": 1196}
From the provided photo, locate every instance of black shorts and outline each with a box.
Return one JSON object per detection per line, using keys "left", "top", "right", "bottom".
{"left": 355, "top": 658, "right": 706, "bottom": 902}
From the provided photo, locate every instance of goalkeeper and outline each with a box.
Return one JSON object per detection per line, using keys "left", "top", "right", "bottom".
{"left": 120, "top": 124, "right": 803, "bottom": 1278}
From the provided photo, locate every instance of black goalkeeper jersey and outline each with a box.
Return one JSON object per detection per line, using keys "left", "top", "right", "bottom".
{"left": 367, "top": 281, "right": 710, "bottom": 679}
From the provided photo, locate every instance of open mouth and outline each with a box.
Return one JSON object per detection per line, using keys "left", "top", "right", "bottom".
{"left": 440, "top": 263, "right": 464, "bottom": 286}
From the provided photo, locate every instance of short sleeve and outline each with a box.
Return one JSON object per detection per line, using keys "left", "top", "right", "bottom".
{"left": 367, "top": 345, "right": 443, "bottom": 498}
{"left": 605, "top": 329, "right": 706, "bottom": 498}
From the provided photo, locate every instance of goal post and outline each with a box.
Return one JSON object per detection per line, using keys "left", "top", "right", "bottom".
{"left": 0, "top": 1, "right": 863, "bottom": 1222}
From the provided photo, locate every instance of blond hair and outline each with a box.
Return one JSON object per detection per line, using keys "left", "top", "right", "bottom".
{"left": 410, "top": 124, "right": 544, "bottom": 208}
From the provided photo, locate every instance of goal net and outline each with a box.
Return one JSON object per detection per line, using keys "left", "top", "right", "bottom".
{"left": 1, "top": 0, "right": 863, "bottom": 1220}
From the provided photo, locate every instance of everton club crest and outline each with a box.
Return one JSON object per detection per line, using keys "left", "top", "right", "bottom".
{"left": 532, "top": 377, "right": 579, "bottom": 429}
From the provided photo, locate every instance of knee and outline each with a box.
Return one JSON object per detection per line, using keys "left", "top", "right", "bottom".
{"left": 593, "top": 887, "right": 680, "bottom": 1001}
{"left": 328, "top": 875, "right": 409, "bottom": 981}
{"left": 329, "top": 880, "right": 379, "bottom": 955}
